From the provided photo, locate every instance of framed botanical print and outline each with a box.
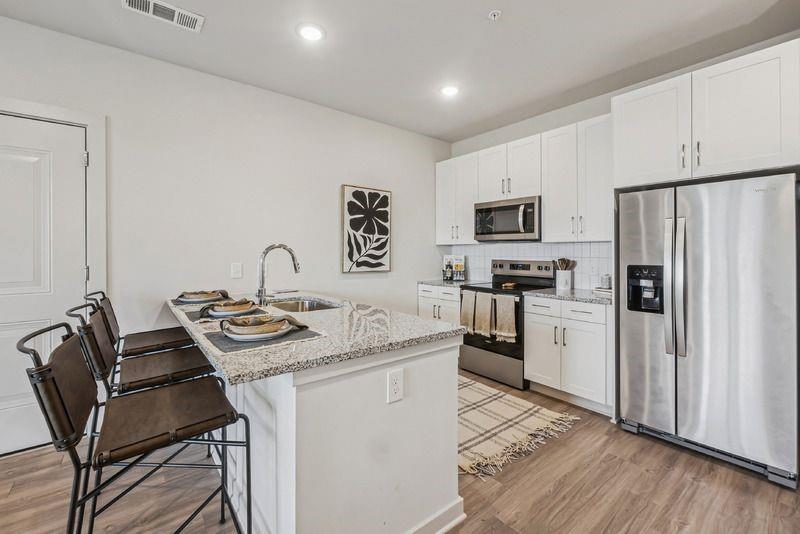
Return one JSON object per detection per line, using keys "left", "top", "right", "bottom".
{"left": 341, "top": 185, "right": 391, "bottom": 273}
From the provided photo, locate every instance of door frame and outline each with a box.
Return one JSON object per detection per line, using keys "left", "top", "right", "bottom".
{"left": 0, "top": 95, "right": 107, "bottom": 296}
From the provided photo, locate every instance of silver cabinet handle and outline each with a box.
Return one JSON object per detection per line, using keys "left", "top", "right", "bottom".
{"left": 663, "top": 218, "right": 675, "bottom": 356}
{"left": 455, "top": 225, "right": 459, "bottom": 239}
{"left": 675, "top": 217, "right": 687, "bottom": 357}
{"left": 680, "top": 143, "right": 686, "bottom": 169}
{"left": 570, "top": 216, "right": 575, "bottom": 234}
{"left": 507, "top": 176, "right": 511, "bottom": 195}
{"left": 501, "top": 178, "right": 506, "bottom": 195}
{"left": 562, "top": 327, "right": 567, "bottom": 347}
{"left": 579, "top": 215, "right": 584, "bottom": 234}
{"left": 696, "top": 141, "right": 701, "bottom": 167}
{"left": 451, "top": 225, "right": 455, "bottom": 239}
{"left": 432, "top": 304, "right": 437, "bottom": 318}
{"left": 553, "top": 325, "right": 558, "bottom": 345}
{"left": 437, "top": 305, "right": 442, "bottom": 319}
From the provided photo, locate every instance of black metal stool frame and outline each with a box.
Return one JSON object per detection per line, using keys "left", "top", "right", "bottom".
{"left": 17, "top": 323, "right": 252, "bottom": 534}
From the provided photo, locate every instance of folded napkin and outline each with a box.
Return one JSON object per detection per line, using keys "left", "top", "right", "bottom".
{"left": 199, "top": 298, "right": 256, "bottom": 318}
{"left": 494, "top": 294, "right": 517, "bottom": 343}
{"left": 474, "top": 292, "right": 493, "bottom": 338}
{"left": 460, "top": 290, "right": 476, "bottom": 334}
{"left": 221, "top": 314, "right": 308, "bottom": 336}
{"left": 177, "top": 289, "right": 229, "bottom": 300}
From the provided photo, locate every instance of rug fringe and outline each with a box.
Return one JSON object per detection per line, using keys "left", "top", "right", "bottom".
{"left": 459, "top": 414, "right": 579, "bottom": 479}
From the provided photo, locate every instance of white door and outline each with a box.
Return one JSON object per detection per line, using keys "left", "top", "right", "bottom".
{"left": 435, "top": 159, "right": 455, "bottom": 245}
{"left": 577, "top": 114, "right": 613, "bottom": 242}
{"left": 0, "top": 114, "right": 86, "bottom": 454}
{"left": 542, "top": 124, "right": 578, "bottom": 242}
{"left": 506, "top": 134, "right": 541, "bottom": 198}
{"left": 523, "top": 313, "right": 562, "bottom": 389}
{"left": 417, "top": 296, "right": 438, "bottom": 320}
{"left": 477, "top": 144, "right": 507, "bottom": 202}
{"left": 692, "top": 39, "right": 800, "bottom": 178}
{"left": 561, "top": 318, "right": 606, "bottom": 404}
{"left": 453, "top": 153, "right": 478, "bottom": 244}
{"left": 612, "top": 73, "right": 692, "bottom": 187}
{"left": 437, "top": 300, "right": 460, "bottom": 325}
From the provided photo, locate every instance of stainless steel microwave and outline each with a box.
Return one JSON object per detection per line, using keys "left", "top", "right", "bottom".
{"left": 474, "top": 196, "right": 540, "bottom": 241}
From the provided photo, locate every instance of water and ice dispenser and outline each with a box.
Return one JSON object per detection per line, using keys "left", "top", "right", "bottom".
{"left": 626, "top": 265, "right": 664, "bottom": 314}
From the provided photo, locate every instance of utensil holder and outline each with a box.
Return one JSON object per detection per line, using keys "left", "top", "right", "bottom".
{"left": 556, "top": 270, "right": 573, "bottom": 291}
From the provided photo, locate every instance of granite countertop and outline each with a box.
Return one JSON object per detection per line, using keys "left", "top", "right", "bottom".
{"left": 417, "top": 279, "right": 482, "bottom": 288}
{"left": 525, "top": 287, "right": 613, "bottom": 306}
{"left": 167, "top": 292, "right": 466, "bottom": 385}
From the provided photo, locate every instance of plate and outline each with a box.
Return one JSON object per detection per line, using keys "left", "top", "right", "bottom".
{"left": 223, "top": 322, "right": 294, "bottom": 342}
{"left": 208, "top": 305, "right": 259, "bottom": 318}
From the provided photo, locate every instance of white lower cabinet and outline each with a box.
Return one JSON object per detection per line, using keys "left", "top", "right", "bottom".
{"left": 524, "top": 298, "right": 608, "bottom": 411}
{"left": 417, "top": 284, "right": 461, "bottom": 324}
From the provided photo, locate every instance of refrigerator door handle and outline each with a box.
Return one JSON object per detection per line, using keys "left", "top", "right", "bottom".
{"left": 664, "top": 218, "right": 675, "bottom": 356}
{"left": 675, "top": 217, "right": 687, "bottom": 357}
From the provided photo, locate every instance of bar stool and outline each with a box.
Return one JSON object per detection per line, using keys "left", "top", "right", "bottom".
{"left": 66, "top": 302, "right": 214, "bottom": 396}
{"left": 16, "top": 323, "right": 251, "bottom": 534}
{"left": 85, "top": 291, "right": 194, "bottom": 357}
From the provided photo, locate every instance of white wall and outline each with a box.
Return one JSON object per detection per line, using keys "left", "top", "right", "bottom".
{"left": 0, "top": 17, "right": 449, "bottom": 330}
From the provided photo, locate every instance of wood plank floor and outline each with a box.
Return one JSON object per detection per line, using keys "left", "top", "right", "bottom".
{"left": 1, "top": 371, "right": 798, "bottom": 533}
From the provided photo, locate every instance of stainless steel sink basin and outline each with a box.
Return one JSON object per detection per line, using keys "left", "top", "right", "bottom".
{"left": 269, "top": 299, "right": 340, "bottom": 312}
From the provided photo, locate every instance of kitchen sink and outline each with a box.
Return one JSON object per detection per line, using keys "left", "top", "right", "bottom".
{"left": 269, "top": 299, "right": 340, "bottom": 312}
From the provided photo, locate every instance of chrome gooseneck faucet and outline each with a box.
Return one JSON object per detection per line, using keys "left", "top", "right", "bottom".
{"left": 257, "top": 243, "right": 301, "bottom": 305}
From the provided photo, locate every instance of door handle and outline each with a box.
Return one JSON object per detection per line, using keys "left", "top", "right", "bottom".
{"left": 501, "top": 178, "right": 506, "bottom": 195}
{"left": 570, "top": 216, "right": 575, "bottom": 235}
{"left": 680, "top": 143, "right": 686, "bottom": 169}
{"left": 664, "top": 218, "right": 675, "bottom": 356}
{"left": 696, "top": 141, "right": 701, "bottom": 167}
{"left": 562, "top": 327, "right": 566, "bottom": 347}
{"left": 432, "top": 304, "right": 437, "bottom": 319}
{"left": 553, "top": 325, "right": 558, "bottom": 345}
{"left": 518, "top": 205, "right": 525, "bottom": 233}
{"left": 450, "top": 226, "right": 454, "bottom": 239}
{"left": 437, "top": 305, "right": 442, "bottom": 319}
{"left": 507, "top": 176, "right": 511, "bottom": 195}
{"left": 579, "top": 215, "right": 584, "bottom": 234}
{"left": 456, "top": 225, "right": 459, "bottom": 239}
{"left": 675, "top": 217, "right": 687, "bottom": 357}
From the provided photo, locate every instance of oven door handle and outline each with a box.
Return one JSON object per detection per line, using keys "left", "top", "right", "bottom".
{"left": 518, "top": 205, "right": 525, "bottom": 233}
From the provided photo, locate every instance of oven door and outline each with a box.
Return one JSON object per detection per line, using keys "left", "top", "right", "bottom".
{"left": 475, "top": 196, "right": 539, "bottom": 241}
{"left": 463, "top": 293, "right": 524, "bottom": 359}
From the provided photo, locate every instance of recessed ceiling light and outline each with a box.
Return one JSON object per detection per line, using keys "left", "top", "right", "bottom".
{"left": 441, "top": 86, "right": 460, "bottom": 97}
{"left": 297, "top": 23, "right": 325, "bottom": 41}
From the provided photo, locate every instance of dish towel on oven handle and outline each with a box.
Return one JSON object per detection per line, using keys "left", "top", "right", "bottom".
{"left": 460, "top": 290, "right": 476, "bottom": 335}
{"left": 494, "top": 294, "right": 517, "bottom": 343}
{"left": 473, "top": 291, "right": 494, "bottom": 338}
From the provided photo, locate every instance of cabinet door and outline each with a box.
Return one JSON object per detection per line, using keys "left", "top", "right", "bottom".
{"left": 577, "top": 114, "right": 613, "bottom": 242}
{"left": 477, "top": 144, "right": 507, "bottom": 202}
{"left": 438, "top": 299, "right": 461, "bottom": 325}
{"left": 507, "top": 134, "right": 541, "bottom": 198}
{"left": 542, "top": 124, "right": 578, "bottom": 242}
{"left": 692, "top": 39, "right": 800, "bottom": 178}
{"left": 453, "top": 153, "right": 478, "bottom": 244}
{"left": 418, "top": 296, "right": 439, "bottom": 320}
{"left": 435, "top": 159, "right": 455, "bottom": 245}
{"left": 523, "top": 313, "right": 562, "bottom": 389}
{"left": 561, "top": 318, "right": 606, "bottom": 404}
{"left": 612, "top": 73, "right": 691, "bottom": 187}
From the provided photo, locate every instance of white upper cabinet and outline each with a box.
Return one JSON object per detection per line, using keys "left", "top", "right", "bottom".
{"left": 435, "top": 159, "right": 456, "bottom": 245}
{"left": 435, "top": 154, "right": 478, "bottom": 245}
{"left": 506, "top": 134, "right": 542, "bottom": 198}
{"left": 542, "top": 124, "right": 578, "bottom": 242}
{"left": 692, "top": 39, "right": 800, "bottom": 178}
{"left": 612, "top": 73, "right": 692, "bottom": 187}
{"left": 453, "top": 153, "right": 478, "bottom": 243}
{"left": 477, "top": 144, "right": 508, "bottom": 202}
{"left": 577, "top": 114, "right": 613, "bottom": 242}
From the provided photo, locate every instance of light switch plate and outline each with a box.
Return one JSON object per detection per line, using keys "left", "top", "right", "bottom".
{"left": 230, "top": 262, "right": 243, "bottom": 279}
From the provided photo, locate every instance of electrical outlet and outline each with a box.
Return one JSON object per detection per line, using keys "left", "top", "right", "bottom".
{"left": 230, "top": 262, "right": 243, "bottom": 279}
{"left": 386, "top": 368, "right": 404, "bottom": 404}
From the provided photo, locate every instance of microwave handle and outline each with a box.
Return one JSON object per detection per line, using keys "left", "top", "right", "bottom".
{"left": 518, "top": 205, "right": 525, "bottom": 233}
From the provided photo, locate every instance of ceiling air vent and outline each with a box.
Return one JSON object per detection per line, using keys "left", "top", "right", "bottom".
{"left": 121, "top": 0, "right": 205, "bottom": 33}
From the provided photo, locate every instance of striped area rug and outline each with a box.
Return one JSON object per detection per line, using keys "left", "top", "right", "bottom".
{"left": 458, "top": 375, "right": 579, "bottom": 477}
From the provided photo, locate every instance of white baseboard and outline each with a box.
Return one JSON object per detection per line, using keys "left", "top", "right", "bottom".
{"left": 529, "top": 383, "right": 613, "bottom": 417}
{"left": 408, "top": 497, "right": 465, "bottom": 534}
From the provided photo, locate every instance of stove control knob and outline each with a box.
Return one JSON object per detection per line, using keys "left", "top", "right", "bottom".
{"left": 537, "top": 265, "right": 543, "bottom": 270}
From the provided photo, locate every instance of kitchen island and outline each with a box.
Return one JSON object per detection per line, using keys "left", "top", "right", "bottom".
{"left": 168, "top": 293, "right": 466, "bottom": 534}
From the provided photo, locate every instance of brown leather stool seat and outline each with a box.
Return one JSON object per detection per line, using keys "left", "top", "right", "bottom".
{"left": 120, "top": 325, "right": 194, "bottom": 357}
{"left": 117, "top": 346, "right": 215, "bottom": 393}
{"left": 94, "top": 376, "right": 236, "bottom": 467}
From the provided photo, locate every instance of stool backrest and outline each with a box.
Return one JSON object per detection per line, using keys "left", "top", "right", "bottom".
{"left": 85, "top": 291, "right": 120, "bottom": 345}
{"left": 18, "top": 324, "right": 97, "bottom": 452}
{"left": 78, "top": 309, "right": 118, "bottom": 383}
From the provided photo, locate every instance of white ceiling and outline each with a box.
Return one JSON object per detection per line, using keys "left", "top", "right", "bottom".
{"left": 0, "top": 0, "right": 796, "bottom": 141}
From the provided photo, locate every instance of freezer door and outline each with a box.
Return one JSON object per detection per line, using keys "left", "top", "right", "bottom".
{"left": 676, "top": 174, "right": 798, "bottom": 474}
{"left": 619, "top": 188, "right": 676, "bottom": 433}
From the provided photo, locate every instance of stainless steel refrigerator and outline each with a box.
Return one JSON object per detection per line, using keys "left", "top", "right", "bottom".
{"left": 618, "top": 173, "right": 798, "bottom": 488}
